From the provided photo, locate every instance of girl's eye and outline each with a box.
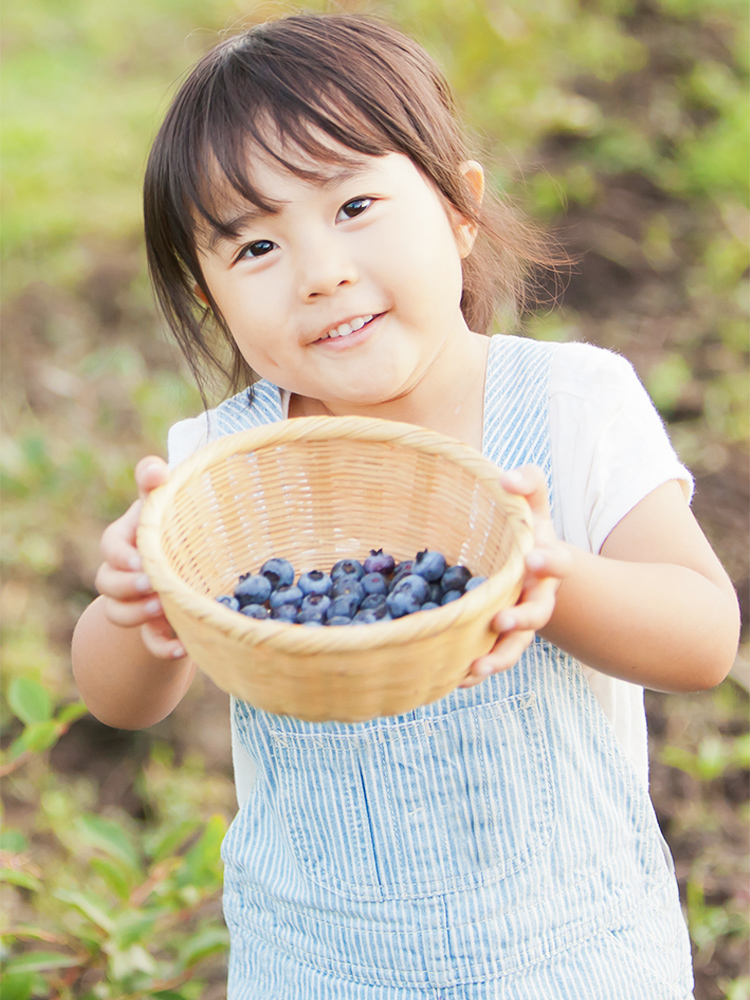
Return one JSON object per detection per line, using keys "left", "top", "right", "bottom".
{"left": 237, "top": 239, "right": 276, "bottom": 261}
{"left": 337, "top": 197, "right": 373, "bottom": 221}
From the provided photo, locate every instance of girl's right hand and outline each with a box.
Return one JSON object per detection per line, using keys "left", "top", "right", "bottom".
{"left": 95, "top": 457, "right": 186, "bottom": 660}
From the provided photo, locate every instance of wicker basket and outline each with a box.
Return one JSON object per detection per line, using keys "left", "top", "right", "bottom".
{"left": 137, "top": 415, "right": 534, "bottom": 722}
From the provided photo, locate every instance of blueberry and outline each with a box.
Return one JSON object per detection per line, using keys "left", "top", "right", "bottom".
{"left": 427, "top": 582, "right": 442, "bottom": 604}
{"left": 420, "top": 601, "right": 440, "bottom": 611}
{"left": 240, "top": 603, "right": 270, "bottom": 619}
{"left": 301, "top": 619, "right": 324, "bottom": 627}
{"left": 352, "top": 610, "right": 380, "bottom": 624}
{"left": 260, "top": 557, "right": 295, "bottom": 589}
{"left": 440, "top": 589, "right": 462, "bottom": 605}
{"left": 326, "top": 615, "right": 352, "bottom": 626}
{"left": 386, "top": 574, "right": 429, "bottom": 617}
{"left": 440, "top": 565, "right": 472, "bottom": 594}
{"left": 361, "top": 572, "right": 388, "bottom": 596}
{"left": 386, "top": 588, "right": 423, "bottom": 618}
{"left": 391, "top": 573, "right": 429, "bottom": 604}
{"left": 363, "top": 548, "right": 396, "bottom": 576}
{"left": 234, "top": 573, "right": 272, "bottom": 606}
{"left": 413, "top": 549, "right": 447, "bottom": 583}
{"left": 268, "top": 584, "right": 303, "bottom": 609}
{"left": 330, "top": 578, "right": 365, "bottom": 603}
{"left": 359, "top": 594, "right": 388, "bottom": 618}
{"left": 327, "top": 592, "right": 361, "bottom": 619}
{"left": 216, "top": 594, "right": 240, "bottom": 612}
{"left": 464, "top": 575, "right": 487, "bottom": 591}
{"left": 299, "top": 592, "right": 332, "bottom": 617}
{"left": 388, "top": 560, "right": 414, "bottom": 590}
{"left": 272, "top": 603, "right": 298, "bottom": 621}
{"left": 297, "top": 569, "right": 332, "bottom": 597}
{"left": 330, "top": 558, "right": 364, "bottom": 584}
{"left": 296, "top": 606, "right": 326, "bottom": 624}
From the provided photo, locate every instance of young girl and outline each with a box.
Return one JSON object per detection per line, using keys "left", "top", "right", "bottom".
{"left": 72, "top": 13, "right": 740, "bottom": 998}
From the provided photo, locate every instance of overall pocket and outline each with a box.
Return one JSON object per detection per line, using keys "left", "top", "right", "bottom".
{"left": 269, "top": 693, "right": 554, "bottom": 901}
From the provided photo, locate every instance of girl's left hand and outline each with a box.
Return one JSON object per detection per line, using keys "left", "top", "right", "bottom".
{"left": 461, "top": 465, "right": 572, "bottom": 688}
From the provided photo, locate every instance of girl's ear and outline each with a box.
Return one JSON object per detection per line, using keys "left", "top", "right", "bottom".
{"left": 454, "top": 160, "right": 485, "bottom": 259}
{"left": 462, "top": 160, "right": 485, "bottom": 206}
{"left": 194, "top": 282, "right": 209, "bottom": 306}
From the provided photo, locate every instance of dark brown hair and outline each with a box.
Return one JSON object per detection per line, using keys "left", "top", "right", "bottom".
{"left": 144, "top": 12, "right": 564, "bottom": 398}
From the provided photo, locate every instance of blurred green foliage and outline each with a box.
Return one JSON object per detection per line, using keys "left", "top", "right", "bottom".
{"left": 2, "top": 691, "right": 229, "bottom": 999}
{"left": 1, "top": 0, "right": 748, "bottom": 996}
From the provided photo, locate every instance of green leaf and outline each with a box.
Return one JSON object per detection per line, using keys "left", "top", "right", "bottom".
{"left": 7, "top": 677, "right": 52, "bottom": 725}
{"left": 176, "top": 925, "right": 229, "bottom": 970}
{"left": 105, "top": 941, "right": 158, "bottom": 981}
{"left": 55, "top": 700, "right": 89, "bottom": 726}
{"left": 73, "top": 813, "right": 141, "bottom": 871}
{"left": 0, "top": 971, "right": 34, "bottom": 1000}
{"left": 8, "top": 720, "right": 60, "bottom": 757}
{"left": 0, "top": 828, "right": 28, "bottom": 852}
{"left": 2, "top": 950, "right": 81, "bottom": 973}
{"left": 733, "top": 733, "right": 750, "bottom": 769}
{"left": 645, "top": 354, "right": 693, "bottom": 416}
{"left": 147, "top": 817, "right": 201, "bottom": 863}
{"left": 55, "top": 887, "right": 115, "bottom": 932}
{"left": 178, "top": 815, "right": 226, "bottom": 892}
{"left": 0, "top": 868, "right": 42, "bottom": 891}
{"left": 90, "top": 856, "right": 135, "bottom": 901}
{"left": 183, "top": 815, "right": 226, "bottom": 869}
{"left": 112, "top": 909, "right": 159, "bottom": 950}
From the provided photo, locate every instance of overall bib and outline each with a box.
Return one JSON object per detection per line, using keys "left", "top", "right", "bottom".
{"left": 214, "top": 336, "right": 694, "bottom": 999}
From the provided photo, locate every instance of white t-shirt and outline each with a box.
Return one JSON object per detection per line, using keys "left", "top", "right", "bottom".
{"left": 167, "top": 339, "right": 693, "bottom": 796}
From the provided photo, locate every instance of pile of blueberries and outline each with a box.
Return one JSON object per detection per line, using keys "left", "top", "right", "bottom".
{"left": 215, "top": 548, "right": 486, "bottom": 626}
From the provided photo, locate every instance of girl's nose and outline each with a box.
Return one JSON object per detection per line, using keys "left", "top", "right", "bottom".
{"left": 297, "top": 239, "right": 359, "bottom": 300}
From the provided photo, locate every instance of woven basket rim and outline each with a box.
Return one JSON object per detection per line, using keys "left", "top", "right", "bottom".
{"left": 137, "top": 414, "right": 534, "bottom": 655}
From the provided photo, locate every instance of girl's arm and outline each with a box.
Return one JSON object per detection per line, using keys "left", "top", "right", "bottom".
{"left": 543, "top": 477, "right": 740, "bottom": 691}
{"left": 71, "top": 458, "right": 197, "bottom": 730}
{"left": 464, "top": 467, "right": 740, "bottom": 693}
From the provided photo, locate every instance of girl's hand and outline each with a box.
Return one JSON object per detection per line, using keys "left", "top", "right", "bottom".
{"left": 461, "top": 465, "right": 572, "bottom": 688}
{"left": 95, "top": 457, "right": 185, "bottom": 660}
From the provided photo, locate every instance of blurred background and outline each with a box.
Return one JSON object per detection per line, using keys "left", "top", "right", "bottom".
{"left": 1, "top": 0, "right": 748, "bottom": 997}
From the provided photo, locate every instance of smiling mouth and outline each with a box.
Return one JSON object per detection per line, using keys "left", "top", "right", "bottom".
{"left": 316, "top": 314, "right": 376, "bottom": 342}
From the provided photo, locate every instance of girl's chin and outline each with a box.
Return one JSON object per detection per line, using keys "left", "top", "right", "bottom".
{"left": 322, "top": 387, "right": 417, "bottom": 417}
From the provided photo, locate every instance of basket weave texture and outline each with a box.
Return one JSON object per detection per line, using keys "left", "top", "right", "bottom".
{"left": 137, "top": 415, "right": 534, "bottom": 722}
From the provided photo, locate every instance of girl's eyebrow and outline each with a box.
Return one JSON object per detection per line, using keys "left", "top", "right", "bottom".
{"left": 205, "top": 159, "right": 375, "bottom": 254}
{"left": 207, "top": 206, "right": 276, "bottom": 253}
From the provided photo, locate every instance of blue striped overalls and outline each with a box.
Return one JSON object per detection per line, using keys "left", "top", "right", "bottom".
{"left": 213, "top": 335, "right": 694, "bottom": 998}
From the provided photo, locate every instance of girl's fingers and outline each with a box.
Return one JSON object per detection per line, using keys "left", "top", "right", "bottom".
{"left": 95, "top": 560, "right": 154, "bottom": 602}
{"left": 462, "top": 572, "right": 562, "bottom": 688}
{"left": 461, "top": 629, "right": 536, "bottom": 687}
{"left": 461, "top": 478, "right": 570, "bottom": 689}
{"left": 500, "top": 465, "right": 551, "bottom": 518}
{"left": 492, "top": 575, "right": 559, "bottom": 635}
{"left": 101, "top": 594, "right": 165, "bottom": 629}
{"left": 135, "top": 456, "right": 170, "bottom": 501}
{"left": 141, "top": 620, "right": 186, "bottom": 660}
{"left": 524, "top": 542, "right": 573, "bottom": 582}
{"left": 99, "top": 499, "right": 144, "bottom": 572}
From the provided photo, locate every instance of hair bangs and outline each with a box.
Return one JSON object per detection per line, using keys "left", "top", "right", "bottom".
{"left": 190, "top": 77, "right": 405, "bottom": 249}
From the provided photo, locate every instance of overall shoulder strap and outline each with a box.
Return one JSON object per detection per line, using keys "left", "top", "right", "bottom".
{"left": 214, "top": 380, "right": 284, "bottom": 437}
{"left": 482, "top": 334, "right": 558, "bottom": 516}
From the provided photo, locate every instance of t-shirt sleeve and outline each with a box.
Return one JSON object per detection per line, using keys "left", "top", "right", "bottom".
{"left": 549, "top": 342, "right": 694, "bottom": 555}
{"left": 166, "top": 410, "right": 219, "bottom": 469}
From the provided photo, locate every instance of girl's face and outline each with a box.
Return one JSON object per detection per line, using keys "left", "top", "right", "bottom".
{"left": 196, "top": 148, "right": 478, "bottom": 418}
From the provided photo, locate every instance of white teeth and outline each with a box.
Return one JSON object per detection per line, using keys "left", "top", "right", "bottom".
{"left": 322, "top": 315, "right": 373, "bottom": 340}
